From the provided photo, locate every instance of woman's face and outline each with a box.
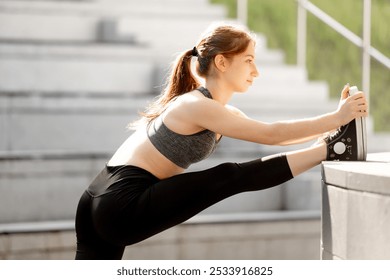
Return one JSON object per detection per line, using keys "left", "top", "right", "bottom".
{"left": 223, "top": 42, "right": 259, "bottom": 93}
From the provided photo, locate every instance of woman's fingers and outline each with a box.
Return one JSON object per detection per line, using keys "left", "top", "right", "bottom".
{"left": 340, "top": 83, "right": 350, "bottom": 100}
{"left": 348, "top": 93, "right": 368, "bottom": 116}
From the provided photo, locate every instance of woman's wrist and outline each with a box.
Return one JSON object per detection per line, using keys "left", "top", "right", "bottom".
{"left": 330, "top": 110, "right": 344, "bottom": 129}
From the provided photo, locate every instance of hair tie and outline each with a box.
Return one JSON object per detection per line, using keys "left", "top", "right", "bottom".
{"left": 191, "top": 47, "right": 199, "bottom": 57}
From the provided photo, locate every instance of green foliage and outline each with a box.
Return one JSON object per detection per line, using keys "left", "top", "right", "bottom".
{"left": 211, "top": 0, "right": 390, "bottom": 131}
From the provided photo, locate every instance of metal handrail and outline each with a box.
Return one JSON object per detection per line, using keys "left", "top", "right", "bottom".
{"left": 298, "top": 0, "right": 390, "bottom": 103}
{"left": 237, "top": 0, "right": 390, "bottom": 105}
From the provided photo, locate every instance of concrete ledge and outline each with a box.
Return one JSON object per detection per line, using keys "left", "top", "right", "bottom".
{"left": 321, "top": 152, "right": 390, "bottom": 260}
{"left": 322, "top": 153, "right": 390, "bottom": 195}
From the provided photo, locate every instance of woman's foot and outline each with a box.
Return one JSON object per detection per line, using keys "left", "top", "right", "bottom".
{"left": 323, "top": 118, "right": 366, "bottom": 161}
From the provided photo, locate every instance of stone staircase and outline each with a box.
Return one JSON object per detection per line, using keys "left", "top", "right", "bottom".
{"left": 0, "top": 0, "right": 361, "bottom": 225}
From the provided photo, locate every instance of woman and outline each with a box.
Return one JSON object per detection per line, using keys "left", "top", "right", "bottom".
{"left": 75, "top": 24, "right": 368, "bottom": 259}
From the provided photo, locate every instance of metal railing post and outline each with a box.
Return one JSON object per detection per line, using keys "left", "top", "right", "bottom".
{"left": 237, "top": 0, "right": 248, "bottom": 26}
{"left": 362, "top": 0, "right": 371, "bottom": 102}
{"left": 297, "top": 0, "right": 307, "bottom": 68}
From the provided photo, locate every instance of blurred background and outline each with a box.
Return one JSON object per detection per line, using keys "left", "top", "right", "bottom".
{"left": 0, "top": 0, "right": 389, "bottom": 259}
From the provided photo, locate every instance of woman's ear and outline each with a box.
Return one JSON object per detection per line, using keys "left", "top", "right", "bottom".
{"left": 214, "top": 54, "right": 228, "bottom": 72}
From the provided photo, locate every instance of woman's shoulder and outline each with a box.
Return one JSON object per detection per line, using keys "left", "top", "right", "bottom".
{"left": 225, "top": 104, "right": 248, "bottom": 118}
{"left": 163, "top": 90, "right": 218, "bottom": 124}
{"left": 174, "top": 89, "right": 214, "bottom": 108}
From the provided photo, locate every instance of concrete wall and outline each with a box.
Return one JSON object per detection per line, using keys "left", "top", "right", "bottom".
{"left": 321, "top": 153, "right": 390, "bottom": 260}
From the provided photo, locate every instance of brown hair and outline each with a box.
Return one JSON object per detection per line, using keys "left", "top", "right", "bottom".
{"left": 129, "top": 23, "right": 255, "bottom": 128}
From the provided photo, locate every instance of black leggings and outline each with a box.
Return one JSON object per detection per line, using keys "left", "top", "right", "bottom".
{"left": 75, "top": 154, "right": 293, "bottom": 259}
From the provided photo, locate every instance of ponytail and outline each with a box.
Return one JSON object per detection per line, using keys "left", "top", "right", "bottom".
{"left": 164, "top": 49, "right": 201, "bottom": 103}
{"left": 128, "top": 49, "right": 200, "bottom": 128}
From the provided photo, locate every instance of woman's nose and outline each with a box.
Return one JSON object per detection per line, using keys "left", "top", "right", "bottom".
{"left": 252, "top": 64, "right": 259, "bottom": 77}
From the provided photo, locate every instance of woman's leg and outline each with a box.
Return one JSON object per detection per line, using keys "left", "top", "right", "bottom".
{"left": 75, "top": 191, "right": 125, "bottom": 260}
{"left": 117, "top": 143, "right": 327, "bottom": 246}
{"left": 285, "top": 142, "right": 326, "bottom": 177}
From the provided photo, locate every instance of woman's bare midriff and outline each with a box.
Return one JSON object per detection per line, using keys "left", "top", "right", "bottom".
{"left": 107, "top": 127, "right": 185, "bottom": 180}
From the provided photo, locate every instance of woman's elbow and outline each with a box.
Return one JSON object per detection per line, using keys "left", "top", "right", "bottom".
{"left": 258, "top": 126, "right": 285, "bottom": 146}
{"left": 257, "top": 134, "right": 284, "bottom": 146}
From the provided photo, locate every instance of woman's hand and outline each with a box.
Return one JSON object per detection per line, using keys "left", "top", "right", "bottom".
{"left": 336, "top": 84, "right": 368, "bottom": 126}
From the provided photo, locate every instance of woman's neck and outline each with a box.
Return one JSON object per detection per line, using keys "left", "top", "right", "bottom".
{"left": 204, "top": 80, "right": 234, "bottom": 105}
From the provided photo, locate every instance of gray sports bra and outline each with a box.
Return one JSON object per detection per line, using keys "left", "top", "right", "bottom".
{"left": 146, "top": 87, "right": 219, "bottom": 168}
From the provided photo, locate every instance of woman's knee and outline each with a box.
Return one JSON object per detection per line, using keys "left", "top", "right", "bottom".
{"left": 212, "top": 162, "right": 244, "bottom": 181}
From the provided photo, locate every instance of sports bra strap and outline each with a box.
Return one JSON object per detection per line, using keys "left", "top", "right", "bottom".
{"left": 197, "top": 87, "right": 213, "bottom": 99}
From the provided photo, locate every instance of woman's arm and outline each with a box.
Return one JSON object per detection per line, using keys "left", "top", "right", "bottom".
{"left": 178, "top": 91, "right": 367, "bottom": 146}
{"left": 224, "top": 104, "right": 325, "bottom": 146}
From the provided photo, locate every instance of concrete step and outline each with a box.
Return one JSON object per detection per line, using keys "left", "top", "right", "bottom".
{"left": 0, "top": 45, "right": 157, "bottom": 94}
{"left": 0, "top": 42, "right": 158, "bottom": 59}
{"left": 0, "top": 0, "right": 222, "bottom": 16}
{"left": 0, "top": 94, "right": 148, "bottom": 152}
{"left": 0, "top": 0, "right": 226, "bottom": 44}
{"left": 232, "top": 81, "right": 331, "bottom": 106}
{"left": 0, "top": 42, "right": 287, "bottom": 94}
{"left": 255, "top": 65, "right": 308, "bottom": 83}
{"left": 0, "top": 35, "right": 282, "bottom": 62}
{"left": 0, "top": 157, "right": 104, "bottom": 223}
{"left": 0, "top": 37, "right": 284, "bottom": 63}
{"left": 96, "top": 0, "right": 213, "bottom": 7}
{"left": 0, "top": 0, "right": 284, "bottom": 64}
